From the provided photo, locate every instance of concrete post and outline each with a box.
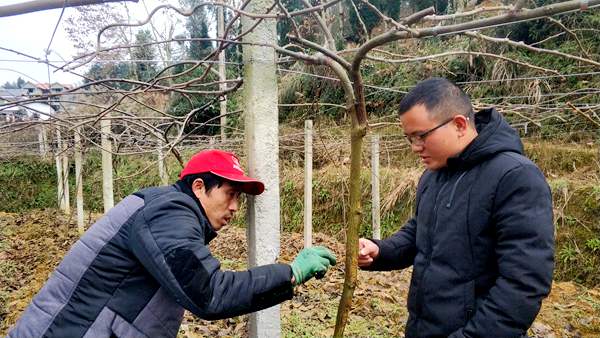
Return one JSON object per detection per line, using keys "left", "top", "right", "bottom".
{"left": 74, "top": 127, "right": 84, "bottom": 234}
{"left": 101, "top": 118, "right": 114, "bottom": 212}
{"left": 371, "top": 134, "right": 381, "bottom": 240}
{"left": 242, "top": 2, "right": 281, "bottom": 336}
{"left": 304, "top": 120, "right": 313, "bottom": 248}
{"left": 38, "top": 124, "right": 48, "bottom": 156}
{"left": 218, "top": 0, "right": 227, "bottom": 141}
{"left": 61, "top": 130, "right": 70, "bottom": 215}
{"left": 55, "top": 127, "right": 65, "bottom": 211}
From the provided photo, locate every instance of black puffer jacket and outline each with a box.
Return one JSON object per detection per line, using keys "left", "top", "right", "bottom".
{"left": 9, "top": 181, "right": 293, "bottom": 338}
{"left": 368, "top": 108, "right": 554, "bottom": 338}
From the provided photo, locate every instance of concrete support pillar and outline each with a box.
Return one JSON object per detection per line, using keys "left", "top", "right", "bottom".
{"left": 242, "top": 2, "right": 281, "bottom": 336}
{"left": 304, "top": 120, "right": 313, "bottom": 248}
{"left": 74, "top": 127, "right": 85, "bottom": 234}
{"left": 55, "top": 127, "right": 65, "bottom": 211}
{"left": 371, "top": 134, "right": 381, "bottom": 240}
{"left": 61, "top": 130, "right": 70, "bottom": 215}
{"left": 38, "top": 124, "right": 48, "bottom": 156}
{"left": 101, "top": 118, "right": 114, "bottom": 212}
{"left": 218, "top": 0, "right": 227, "bottom": 141}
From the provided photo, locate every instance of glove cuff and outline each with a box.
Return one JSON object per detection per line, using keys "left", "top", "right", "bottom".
{"left": 290, "top": 263, "right": 303, "bottom": 285}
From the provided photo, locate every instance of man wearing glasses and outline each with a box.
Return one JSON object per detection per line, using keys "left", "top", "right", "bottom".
{"left": 358, "top": 77, "right": 554, "bottom": 338}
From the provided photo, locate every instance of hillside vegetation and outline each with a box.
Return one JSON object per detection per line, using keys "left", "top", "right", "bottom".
{"left": 1, "top": 136, "right": 598, "bottom": 287}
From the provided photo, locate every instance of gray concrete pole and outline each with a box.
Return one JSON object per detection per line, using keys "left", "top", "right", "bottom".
{"left": 101, "top": 118, "right": 114, "bottom": 212}
{"left": 55, "top": 127, "right": 64, "bottom": 211}
{"left": 371, "top": 135, "right": 381, "bottom": 240}
{"left": 242, "top": 1, "right": 282, "bottom": 336}
{"left": 304, "top": 120, "right": 313, "bottom": 248}
{"left": 61, "top": 130, "right": 70, "bottom": 215}
{"left": 218, "top": 0, "right": 227, "bottom": 141}
{"left": 38, "top": 124, "right": 48, "bottom": 156}
{"left": 75, "top": 127, "right": 84, "bottom": 234}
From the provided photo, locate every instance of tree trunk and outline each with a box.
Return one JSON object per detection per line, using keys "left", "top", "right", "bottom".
{"left": 334, "top": 72, "right": 368, "bottom": 337}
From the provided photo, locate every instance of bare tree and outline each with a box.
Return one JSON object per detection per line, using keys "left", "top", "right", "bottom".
{"left": 1, "top": 0, "right": 600, "bottom": 336}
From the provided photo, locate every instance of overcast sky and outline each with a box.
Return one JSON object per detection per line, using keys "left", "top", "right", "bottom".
{"left": 0, "top": 0, "right": 177, "bottom": 87}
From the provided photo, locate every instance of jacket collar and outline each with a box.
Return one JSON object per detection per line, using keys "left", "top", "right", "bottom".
{"left": 446, "top": 107, "right": 523, "bottom": 170}
{"left": 174, "top": 180, "right": 217, "bottom": 243}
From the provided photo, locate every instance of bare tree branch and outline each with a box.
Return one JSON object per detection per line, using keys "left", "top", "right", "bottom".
{"left": 364, "top": 50, "right": 562, "bottom": 75}
{"left": 287, "top": 35, "right": 351, "bottom": 70}
{"left": 0, "top": 0, "right": 138, "bottom": 18}
{"left": 352, "top": 0, "right": 600, "bottom": 73}
{"left": 425, "top": 6, "right": 513, "bottom": 21}
{"left": 546, "top": 17, "right": 590, "bottom": 57}
{"left": 300, "top": 0, "right": 336, "bottom": 50}
{"left": 465, "top": 31, "right": 600, "bottom": 68}
{"left": 567, "top": 101, "right": 600, "bottom": 127}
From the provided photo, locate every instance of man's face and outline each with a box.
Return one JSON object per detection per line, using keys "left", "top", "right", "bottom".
{"left": 194, "top": 180, "right": 241, "bottom": 231}
{"left": 400, "top": 104, "right": 462, "bottom": 170}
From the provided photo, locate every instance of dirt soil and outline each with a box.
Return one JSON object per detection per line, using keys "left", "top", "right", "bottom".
{"left": 1, "top": 210, "right": 599, "bottom": 337}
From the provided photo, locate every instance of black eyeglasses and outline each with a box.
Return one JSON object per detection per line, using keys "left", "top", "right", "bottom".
{"left": 404, "top": 117, "right": 455, "bottom": 146}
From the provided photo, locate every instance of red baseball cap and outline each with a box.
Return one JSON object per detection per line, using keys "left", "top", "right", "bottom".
{"left": 179, "top": 149, "right": 265, "bottom": 195}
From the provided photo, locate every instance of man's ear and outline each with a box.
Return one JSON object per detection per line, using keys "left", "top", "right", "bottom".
{"left": 191, "top": 178, "right": 206, "bottom": 198}
{"left": 453, "top": 115, "right": 470, "bottom": 136}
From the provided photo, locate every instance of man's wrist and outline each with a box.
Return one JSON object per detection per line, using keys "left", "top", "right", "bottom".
{"left": 290, "top": 263, "right": 300, "bottom": 285}
{"left": 367, "top": 238, "right": 381, "bottom": 259}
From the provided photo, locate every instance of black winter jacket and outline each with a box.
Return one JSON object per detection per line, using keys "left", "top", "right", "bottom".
{"left": 368, "top": 108, "right": 554, "bottom": 338}
{"left": 9, "top": 181, "right": 293, "bottom": 338}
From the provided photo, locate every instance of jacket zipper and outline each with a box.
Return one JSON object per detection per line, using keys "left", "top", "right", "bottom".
{"left": 446, "top": 171, "right": 468, "bottom": 209}
{"left": 415, "top": 178, "right": 449, "bottom": 319}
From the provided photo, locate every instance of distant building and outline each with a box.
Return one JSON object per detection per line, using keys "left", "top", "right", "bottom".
{"left": 21, "top": 82, "right": 73, "bottom": 111}
{"left": 0, "top": 101, "right": 56, "bottom": 122}
{"left": 21, "top": 82, "right": 72, "bottom": 96}
{"left": 0, "top": 88, "right": 26, "bottom": 100}
{"left": 0, "top": 82, "right": 72, "bottom": 121}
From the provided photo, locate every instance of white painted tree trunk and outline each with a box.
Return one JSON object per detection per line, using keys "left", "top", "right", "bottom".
{"left": 101, "top": 118, "right": 114, "bottom": 212}
{"left": 218, "top": 0, "right": 227, "bottom": 141}
{"left": 242, "top": 2, "right": 281, "bottom": 336}
{"left": 55, "top": 127, "right": 64, "bottom": 211}
{"left": 75, "top": 127, "right": 85, "bottom": 234}
{"left": 304, "top": 120, "right": 313, "bottom": 248}
{"left": 371, "top": 135, "right": 381, "bottom": 240}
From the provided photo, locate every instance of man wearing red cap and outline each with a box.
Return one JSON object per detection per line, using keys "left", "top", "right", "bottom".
{"left": 9, "top": 149, "right": 336, "bottom": 338}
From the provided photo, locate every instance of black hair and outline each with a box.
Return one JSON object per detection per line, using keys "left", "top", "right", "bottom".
{"left": 182, "top": 172, "right": 225, "bottom": 194}
{"left": 398, "top": 77, "right": 474, "bottom": 124}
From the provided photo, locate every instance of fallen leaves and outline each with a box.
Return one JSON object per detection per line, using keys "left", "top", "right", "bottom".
{"left": 1, "top": 210, "right": 599, "bottom": 337}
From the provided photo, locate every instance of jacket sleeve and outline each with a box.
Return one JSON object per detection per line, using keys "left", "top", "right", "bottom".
{"left": 362, "top": 171, "right": 430, "bottom": 271}
{"left": 362, "top": 217, "right": 417, "bottom": 271}
{"left": 129, "top": 192, "right": 294, "bottom": 320}
{"left": 450, "top": 164, "right": 554, "bottom": 338}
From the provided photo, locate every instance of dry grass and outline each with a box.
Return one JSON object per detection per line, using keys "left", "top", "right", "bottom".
{"left": 2, "top": 210, "right": 597, "bottom": 337}
{"left": 381, "top": 168, "right": 421, "bottom": 214}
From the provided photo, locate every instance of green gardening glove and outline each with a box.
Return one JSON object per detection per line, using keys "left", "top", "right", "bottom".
{"left": 290, "top": 246, "right": 337, "bottom": 285}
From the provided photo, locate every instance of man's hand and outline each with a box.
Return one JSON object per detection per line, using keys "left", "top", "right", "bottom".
{"left": 358, "top": 238, "right": 379, "bottom": 268}
{"left": 290, "top": 246, "right": 337, "bottom": 285}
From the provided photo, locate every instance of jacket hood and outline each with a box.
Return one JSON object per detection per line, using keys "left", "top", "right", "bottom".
{"left": 175, "top": 180, "right": 217, "bottom": 243}
{"left": 447, "top": 107, "right": 523, "bottom": 169}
